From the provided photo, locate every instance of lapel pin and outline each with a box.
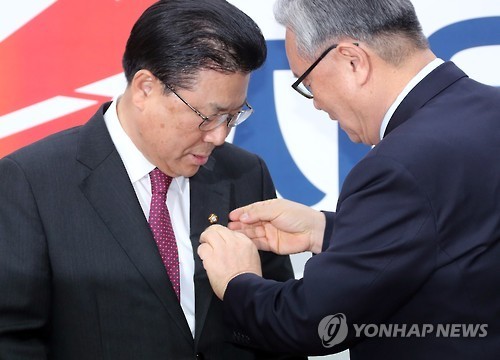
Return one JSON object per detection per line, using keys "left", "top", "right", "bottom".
{"left": 208, "top": 213, "right": 219, "bottom": 224}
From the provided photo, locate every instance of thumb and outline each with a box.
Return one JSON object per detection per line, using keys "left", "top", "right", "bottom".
{"left": 229, "top": 199, "right": 281, "bottom": 224}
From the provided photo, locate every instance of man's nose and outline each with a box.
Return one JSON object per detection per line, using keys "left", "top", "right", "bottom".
{"left": 202, "top": 123, "right": 230, "bottom": 146}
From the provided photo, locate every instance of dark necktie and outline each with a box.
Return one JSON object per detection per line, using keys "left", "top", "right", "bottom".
{"left": 148, "top": 168, "right": 180, "bottom": 300}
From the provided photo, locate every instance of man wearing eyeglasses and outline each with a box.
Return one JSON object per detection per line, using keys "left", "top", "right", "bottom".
{"left": 0, "top": 1, "right": 304, "bottom": 359}
{"left": 198, "top": 0, "right": 500, "bottom": 359}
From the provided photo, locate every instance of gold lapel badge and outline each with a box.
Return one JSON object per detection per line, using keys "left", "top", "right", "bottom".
{"left": 208, "top": 213, "right": 219, "bottom": 225}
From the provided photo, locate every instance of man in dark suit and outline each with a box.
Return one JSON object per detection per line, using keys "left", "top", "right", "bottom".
{"left": 198, "top": 0, "right": 500, "bottom": 359}
{"left": 0, "top": 1, "right": 304, "bottom": 359}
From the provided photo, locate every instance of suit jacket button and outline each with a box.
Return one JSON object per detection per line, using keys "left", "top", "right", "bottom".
{"left": 196, "top": 353, "right": 204, "bottom": 360}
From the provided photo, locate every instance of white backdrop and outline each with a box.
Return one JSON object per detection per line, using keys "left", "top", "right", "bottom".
{"left": 1, "top": 1, "right": 500, "bottom": 359}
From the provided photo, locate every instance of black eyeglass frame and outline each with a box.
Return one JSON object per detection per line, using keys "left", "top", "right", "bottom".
{"left": 292, "top": 42, "right": 359, "bottom": 99}
{"left": 164, "top": 84, "right": 253, "bottom": 131}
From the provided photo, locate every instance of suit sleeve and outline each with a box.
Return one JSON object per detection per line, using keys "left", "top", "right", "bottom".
{"left": 0, "top": 157, "right": 50, "bottom": 359}
{"left": 224, "top": 155, "right": 438, "bottom": 356}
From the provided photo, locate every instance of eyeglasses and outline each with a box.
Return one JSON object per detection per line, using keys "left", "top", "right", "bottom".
{"left": 165, "top": 84, "right": 253, "bottom": 131}
{"left": 292, "top": 42, "right": 359, "bottom": 99}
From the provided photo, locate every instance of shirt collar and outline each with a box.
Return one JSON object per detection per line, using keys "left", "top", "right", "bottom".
{"left": 379, "top": 58, "right": 444, "bottom": 140}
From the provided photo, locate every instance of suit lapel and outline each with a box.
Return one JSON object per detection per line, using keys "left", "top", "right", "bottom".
{"left": 384, "top": 61, "right": 468, "bottom": 137}
{"left": 189, "top": 157, "right": 231, "bottom": 344}
{"left": 76, "top": 104, "right": 193, "bottom": 344}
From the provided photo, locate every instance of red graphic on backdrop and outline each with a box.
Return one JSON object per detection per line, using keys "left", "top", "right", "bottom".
{"left": 0, "top": 0, "right": 156, "bottom": 157}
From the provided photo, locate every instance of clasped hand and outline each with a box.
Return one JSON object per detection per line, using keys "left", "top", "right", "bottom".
{"left": 198, "top": 199, "right": 326, "bottom": 299}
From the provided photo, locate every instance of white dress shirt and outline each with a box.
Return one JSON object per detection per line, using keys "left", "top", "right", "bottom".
{"left": 104, "top": 98, "right": 196, "bottom": 337}
{"left": 379, "top": 58, "right": 445, "bottom": 140}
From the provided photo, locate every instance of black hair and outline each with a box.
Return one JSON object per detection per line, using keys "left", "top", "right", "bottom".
{"left": 122, "top": 0, "right": 267, "bottom": 90}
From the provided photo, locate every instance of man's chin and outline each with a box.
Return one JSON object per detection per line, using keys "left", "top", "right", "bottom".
{"left": 182, "top": 165, "right": 202, "bottom": 178}
{"left": 346, "top": 133, "right": 362, "bottom": 143}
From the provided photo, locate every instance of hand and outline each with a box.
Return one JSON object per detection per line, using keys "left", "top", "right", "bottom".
{"left": 228, "top": 199, "right": 326, "bottom": 255}
{"left": 198, "top": 225, "right": 262, "bottom": 300}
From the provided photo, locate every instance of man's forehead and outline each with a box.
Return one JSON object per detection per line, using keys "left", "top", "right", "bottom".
{"left": 284, "top": 29, "right": 307, "bottom": 76}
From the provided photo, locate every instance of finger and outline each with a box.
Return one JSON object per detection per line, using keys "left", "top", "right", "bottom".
{"left": 229, "top": 200, "right": 275, "bottom": 223}
{"left": 227, "top": 220, "right": 243, "bottom": 231}
{"left": 228, "top": 204, "right": 253, "bottom": 222}
{"left": 230, "top": 228, "right": 259, "bottom": 247}
{"left": 204, "top": 225, "right": 260, "bottom": 255}
{"left": 228, "top": 221, "right": 269, "bottom": 240}
{"left": 228, "top": 223, "right": 274, "bottom": 251}
{"left": 211, "top": 225, "right": 247, "bottom": 244}
{"left": 228, "top": 221, "right": 268, "bottom": 239}
{"left": 200, "top": 224, "right": 226, "bottom": 242}
{"left": 229, "top": 199, "right": 286, "bottom": 224}
{"left": 200, "top": 225, "right": 227, "bottom": 247}
{"left": 197, "top": 243, "right": 213, "bottom": 262}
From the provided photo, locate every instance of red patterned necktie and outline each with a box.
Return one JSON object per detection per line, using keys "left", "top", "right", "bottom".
{"left": 148, "top": 168, "right": 180, "bottom": 300}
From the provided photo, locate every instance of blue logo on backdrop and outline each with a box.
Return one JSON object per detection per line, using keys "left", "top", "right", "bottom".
{"left": 233, "top": 18, "right": 500, "bottom": 207}
{"left": 429, "top": 17, "right": 500, "bottom": 61}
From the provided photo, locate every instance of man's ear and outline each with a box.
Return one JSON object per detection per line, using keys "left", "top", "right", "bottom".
{"left": 130, "top": 69, "right": 156, "bottom": 110}
{"left": 337, "top": 42, "right": 371, "bottom": 85}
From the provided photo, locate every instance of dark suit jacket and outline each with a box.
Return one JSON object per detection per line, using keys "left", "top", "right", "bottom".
{"left": 223, "top": 62, "right": 500, "bottom": 359}
{"left": 0, "top": 103, "right": 304, "bottom": 360}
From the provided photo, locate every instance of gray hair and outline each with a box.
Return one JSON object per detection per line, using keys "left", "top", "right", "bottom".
{"left": 274, "top": 0, "right": 429, "bottom": 65}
